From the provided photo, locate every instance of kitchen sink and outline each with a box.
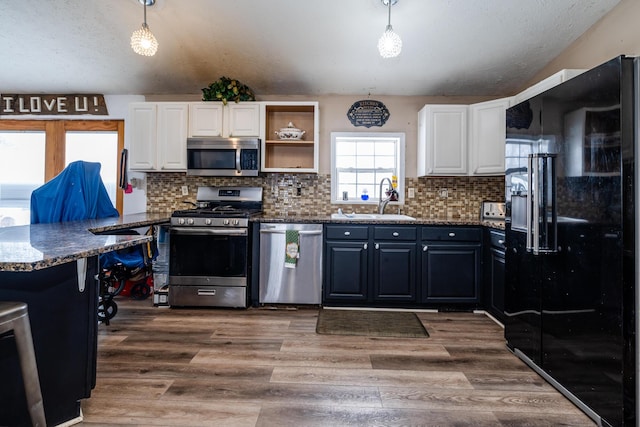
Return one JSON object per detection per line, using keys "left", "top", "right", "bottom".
{"left": 331, "top": 213, "right": 416, "bottom": 221}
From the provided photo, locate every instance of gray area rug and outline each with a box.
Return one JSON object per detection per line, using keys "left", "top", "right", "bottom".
{"left": 316, "top": 309, "right": 429, "bottom": 338}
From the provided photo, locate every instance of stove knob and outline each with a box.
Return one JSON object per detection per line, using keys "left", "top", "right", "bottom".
{"left": 223, "top": 219, "right": 230, "bottom": 225}
{"left": 187, "top": 218, "right": 195, "bottom": 225}
{"left": 233, "top": 219, "right": 240, "bottom": 225}
{"left": 178, "top": 218, "right": 185, "bottom": 225}
{"left": 205, "top": 218, "right": 212, "bottom": 225}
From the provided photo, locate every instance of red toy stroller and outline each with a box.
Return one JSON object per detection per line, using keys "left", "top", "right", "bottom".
{"left": 98, "top": 228, "right": 157, "bottom": 324}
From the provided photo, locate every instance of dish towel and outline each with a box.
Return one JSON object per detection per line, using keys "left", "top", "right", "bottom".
{"left": 285, "top": 230, "right": 300, "bottom": 268}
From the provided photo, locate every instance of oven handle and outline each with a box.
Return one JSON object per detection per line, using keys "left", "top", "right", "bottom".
{"left": 170, "top": 227, "right": 248, "bottom": 236}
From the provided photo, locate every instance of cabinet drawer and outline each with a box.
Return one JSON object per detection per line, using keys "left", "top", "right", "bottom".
{"left": 489, "top": 230, "right": 506, "bottom": 249}
{"left": 422, "top": 226, "right": 481, "bottom": 242}
{"left": 374, "top": 226, "right": 417, "bottom": 241}
{"left": 325, "top": 225, "right": 369, "bottom": 240}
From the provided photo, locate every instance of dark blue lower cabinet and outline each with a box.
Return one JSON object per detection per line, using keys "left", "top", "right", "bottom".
{"left": 373, "top": 242, "right": 417, "bottom": 302}
{"left": 0, "top": 256, "right": 99, "bottom": 427}
{"left": 323, "top": 224, "right": 485, "bottom": 308}
{"left": 324, "top": 240, "right": 369, "bottom": 301}
{"left": 421, "top": 242, "right": 482, "bottom": 305}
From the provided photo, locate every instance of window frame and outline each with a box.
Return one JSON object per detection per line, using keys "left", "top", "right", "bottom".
{"left": 330, "top": 131, "right": 405, "bottom": 205}
{"left": 0, "top": 120, "right": 125, "bottom": 214}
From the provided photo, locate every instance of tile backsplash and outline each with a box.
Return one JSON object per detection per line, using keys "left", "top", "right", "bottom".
{"left": 145, "top": 173, "right": 504, "bottom": 220}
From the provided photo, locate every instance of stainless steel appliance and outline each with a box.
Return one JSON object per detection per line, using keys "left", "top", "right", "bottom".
{"left": 504, "top": 56, "right": 638, "bottom": 426}
{"left": 186, "top": 137, "right": 260, "bottom": 177}
{"left": 259, "top": 223, "right": 322, "bottom": 304}
{"left": 480, "top": 201, "right": 505, "bottom": 221}
{"left": 168, "top": 186, "right": 262, "bottom": 307}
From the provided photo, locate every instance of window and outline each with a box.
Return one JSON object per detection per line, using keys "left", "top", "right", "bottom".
{"left": 0, "top": 120, "right": 124, "bottom": 227}
{"left": 0, "top": 132, "right": 45, "bottom": 227}
{"left": 331, "top": 132, "right": 405, "bottom": 204}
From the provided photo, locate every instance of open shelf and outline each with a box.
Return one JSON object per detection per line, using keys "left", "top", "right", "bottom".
{"left": 263, "top": 103, "right": 318, "bottom": 172}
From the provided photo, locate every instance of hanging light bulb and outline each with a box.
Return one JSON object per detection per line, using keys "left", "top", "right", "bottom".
{"left": 378, "top": 0, "right": 402, "bottom": 58}
{"left": 131, "top": 0, "right": 158, "bottom": 57}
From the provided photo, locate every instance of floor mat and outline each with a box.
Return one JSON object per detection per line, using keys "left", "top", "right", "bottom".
{"left": 316, "top": 309, "right": 429, "bottom": 338}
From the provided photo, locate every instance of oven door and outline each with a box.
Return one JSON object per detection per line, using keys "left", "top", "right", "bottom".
{"left": 169, "top": 226, "right": 248, "bottom": 286}
{"left": 169, "top": 226, "right": 249, "bottom": 307}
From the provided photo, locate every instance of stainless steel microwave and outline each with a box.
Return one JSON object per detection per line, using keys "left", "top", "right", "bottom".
{"left": 186, "top": 137, "right": 260, "bottom": 177}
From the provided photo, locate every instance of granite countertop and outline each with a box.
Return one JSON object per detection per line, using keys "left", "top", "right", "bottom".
{"left": 253, "top": 215, "right": 505, "bottom": 230}
{"left": 0, "top": 213, "right": 171, "bottom": 272}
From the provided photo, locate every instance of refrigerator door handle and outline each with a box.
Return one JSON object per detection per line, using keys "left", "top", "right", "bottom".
{"left": 527, "top": 154, "right": 534, "bottom": 252}
{"left": 527, "top": 153, "right": 558, "bottom": 255}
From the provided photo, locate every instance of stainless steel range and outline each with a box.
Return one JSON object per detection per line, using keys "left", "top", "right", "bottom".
{"left": 168, "top": 186, "right": 262, "bottom": 308}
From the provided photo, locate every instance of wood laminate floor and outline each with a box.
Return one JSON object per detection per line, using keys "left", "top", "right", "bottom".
{"left": 79, "top": 299, "right": 595, "bottom": 426}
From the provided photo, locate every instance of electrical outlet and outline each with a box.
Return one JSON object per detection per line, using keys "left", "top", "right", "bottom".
{"left": 439, "top": 188, "right": 448, "bottom": 198}
{"left": 181, "top": 186, "right": 189, "bottom": 196}
{"left": 408, "top": 187, "right": 415, "bottom": 198}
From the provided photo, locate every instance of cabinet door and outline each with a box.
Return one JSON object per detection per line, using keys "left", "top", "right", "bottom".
{"left": 324, "top": 241, "right": 368, "bottom": 302}
{"left": 421, "top": 242, "right": 481, "bottom": 303}
{"left": 489, "top": 247, "right": 506, "bottom": 322}
{"left": 188, "top": 102, "right": 223, "bottom": 137}
{"left": 227, "top": 103, "right": 260, "bottom": 137}
{"left": 373, "top": 242, "right": 417, "bottom": 302}
{"left": 417, "top": 105, "right": 468, "bottom": 176}
{"left": 469, "top": 98, "right": 510, "bottom": 175}
{"left": 128, "top": 103, "right": 157, "bottom": 170}
{"left": 157, "top": 103, "right": 188, "bottom": 170}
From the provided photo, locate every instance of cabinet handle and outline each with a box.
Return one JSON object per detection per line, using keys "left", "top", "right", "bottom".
{"left": 344, "top": 231, "right": 351, "bottom": 236}
{"left": 448, "top": 232, "right": 456, "bottom": 237}
{"left": 498, "top": 239, "right": 505, "bottom": 245}
{"left": 375, "top": 243, "right": 379, "bottom": 250}
{"left": 422, "top": 245, "right": 428, "bottom": 251}
{"left": 392, "top": 232, "right": 399, "bottom": 237}
{"left": 363, "top": 243, "right": 368, "bottom": 250}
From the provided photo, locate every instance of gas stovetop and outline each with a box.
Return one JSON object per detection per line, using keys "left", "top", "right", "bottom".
{"left": 170, "top": 186, "right": 263, "bottom": 227}
{"left": 172, "top": 206, "right": 262, "bottom": 219}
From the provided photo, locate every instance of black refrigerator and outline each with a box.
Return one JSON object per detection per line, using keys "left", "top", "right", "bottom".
{"left": 504, "top": 56, "right": 637, "bottom": 427}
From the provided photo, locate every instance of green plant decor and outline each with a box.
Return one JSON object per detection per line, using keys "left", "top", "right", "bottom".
{"left": 201, "top": 77, "right": 256, "bottom": 105}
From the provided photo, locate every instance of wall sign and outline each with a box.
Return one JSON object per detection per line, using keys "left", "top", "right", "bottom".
{"left": 347, "top": 100, "right": 390, "bottom": 128}
{"left": 0, "top": 94, "right": 108, "bottom": 115}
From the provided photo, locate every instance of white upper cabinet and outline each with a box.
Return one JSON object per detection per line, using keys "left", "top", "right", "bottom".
{"left": 227, "top": 103, "right": 261, "bottom": 137}
{"left": 188, "top": 103, "right": 223, "bottom": 137}
{"left": 157, "top": 103, "right": 189, "bottom": 170}
{"left": 128, "top": 102, "right": 188, "bottom": 171}
{"left": 188, "top": 102, "right": 260, "bottom": 137}
{"left": 418, "top": 105, "right": 469, "bottom": 176}
{"left": 469, "top": 97, "right": 511, "bottom": 175}
{"left": 511, "top": 69, "right": 587, "bottom": 106}
{"left": 128, "top": 103, "right": 157, "bottom": 170}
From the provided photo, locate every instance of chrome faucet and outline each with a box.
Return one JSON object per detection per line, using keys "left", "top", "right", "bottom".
{"left": 378, "top": 177, "right": 398, "bottom": 214}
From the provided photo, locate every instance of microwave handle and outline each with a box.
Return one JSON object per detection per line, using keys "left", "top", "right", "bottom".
{"left": 236, "top": 149, "right": 241, "bottom": 174}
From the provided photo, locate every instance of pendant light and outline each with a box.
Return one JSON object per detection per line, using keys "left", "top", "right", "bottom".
{"left": 377, "top": 0, "right": 402, "bottom": 58}
{"left": 131, "top": 0, "right": 158, "bottom": 57}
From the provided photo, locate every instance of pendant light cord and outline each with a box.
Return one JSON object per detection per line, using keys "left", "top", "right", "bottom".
{"left": 387, "top": 0, "right": 392, "bottom": 27}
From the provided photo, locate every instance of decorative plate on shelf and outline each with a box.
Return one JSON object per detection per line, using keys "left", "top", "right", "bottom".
{"left": 275, "top": 122, "right": 306, "bottom": 140}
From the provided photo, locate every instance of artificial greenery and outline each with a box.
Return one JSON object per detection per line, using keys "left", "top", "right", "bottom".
{"left": 201, "top": 77, "right": 256, "bottom": 105}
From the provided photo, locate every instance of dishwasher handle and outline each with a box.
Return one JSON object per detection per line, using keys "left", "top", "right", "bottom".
{"left": 260, "top": 229, "right": 323, "bottom": 236}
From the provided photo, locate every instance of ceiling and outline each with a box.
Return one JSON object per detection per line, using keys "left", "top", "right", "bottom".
{"left": 0, "top": 0, "right": 621, "bottom": 98}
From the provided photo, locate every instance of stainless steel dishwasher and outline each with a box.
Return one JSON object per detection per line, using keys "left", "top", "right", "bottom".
{"left": 259, "top": 223, "right": 323, "bottom": 304}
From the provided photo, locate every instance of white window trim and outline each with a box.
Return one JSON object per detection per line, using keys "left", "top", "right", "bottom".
{"left": 330, "top": 131, "right": 406, "bottom": 205}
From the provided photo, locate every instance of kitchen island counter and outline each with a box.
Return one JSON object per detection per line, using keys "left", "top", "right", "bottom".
{"left": 0, "top": 212, "right": 170, "bottom": 426}
{"left": 0, "top": 212, "right": 170, "bottom": 272}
